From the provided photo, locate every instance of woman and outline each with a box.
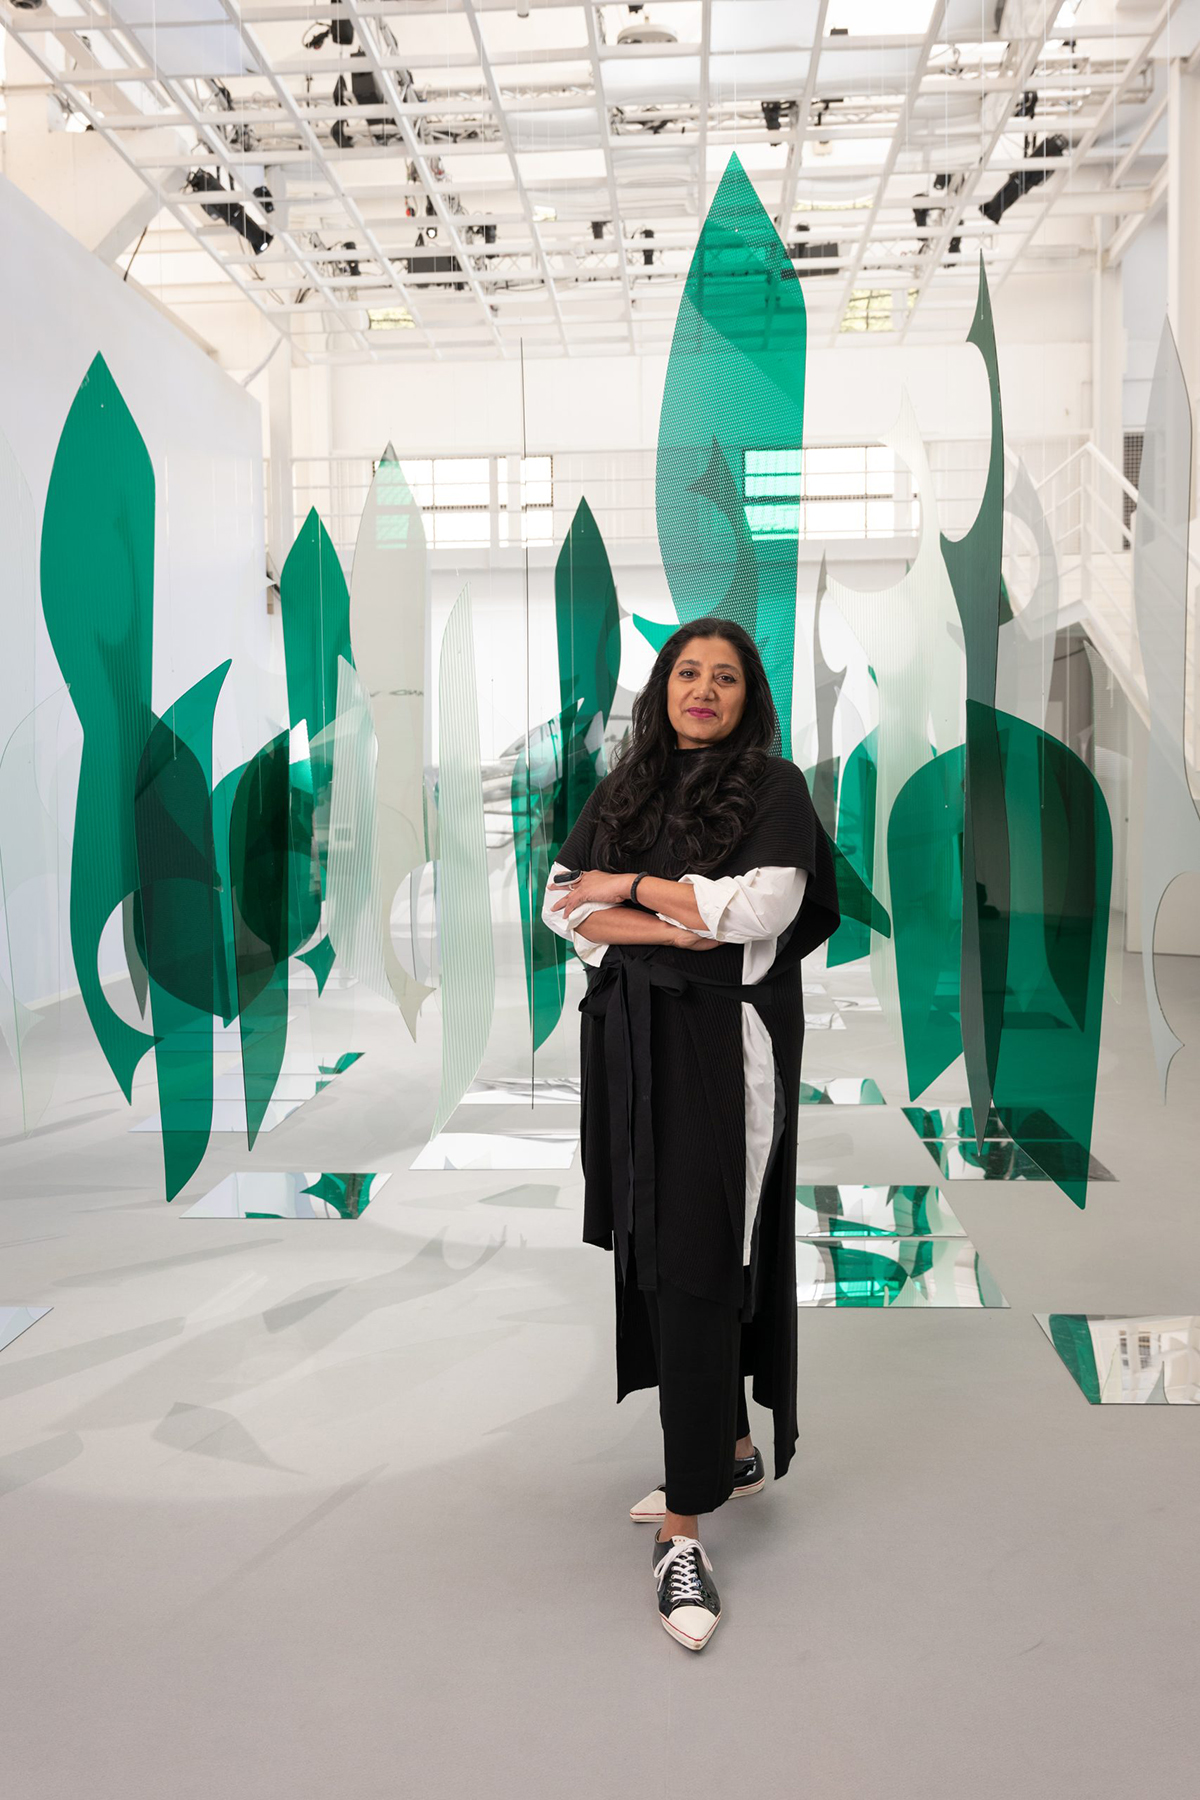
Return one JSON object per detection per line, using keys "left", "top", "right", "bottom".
{"left": 542, "top": 617, "right": 839, "bottom": 1652}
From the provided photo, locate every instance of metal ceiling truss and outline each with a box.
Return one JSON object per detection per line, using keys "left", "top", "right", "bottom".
{"left": 1, "top": 0, "right": 1184, "bottom": 362}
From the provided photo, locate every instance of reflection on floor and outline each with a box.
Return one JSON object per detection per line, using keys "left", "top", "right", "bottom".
{"left": 461, "top": 1077, "right": 581, "bottom": 1104}
{"left": 0, "top": 948, "right": 1196, "bottom": 1795}
{"left": 0, "top": 1305, "right": 51, "bottom": 1354}
{"left": 411, "top": 1131, "right": 580, "bottom": 1169}
{"left": 920, "top": 1139, "right": 1115, "bottom": 1182}
{"left": 797, "top": 1183, "right": 966, "bottom": 1238}
{"left": 184, "top": 1171, "right": 391, "bottom": 1220}
{"left": 796, "top": 1237, "right": 1008, "bottom": 1307}
{"left": 800, "top": 1077, "right": 887, "bottom": 1105}
{"left": 1036, "top": 1314, "right": 1200, "bottom": 1403}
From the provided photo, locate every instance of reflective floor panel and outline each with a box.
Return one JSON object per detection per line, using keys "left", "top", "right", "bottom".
{"left": 0, "top": 1306, "right": 52, "bottom": 1355}
{"left": 797, "top": 1238, "right": 1008, "bottom": 1307}
{"left": 803, "top": 1012, "right": 848, "bottom": 1031}
{"left": 411, "top": 1132, "right": 579, "bottom": 1170}
{"left": 797, "top": 1183, "right": 966, "bottom": 1238}
{"left": 921, "top": 1139, "right": 1114, "bottom": 1181}
{"left": 183, "top": 1171, "right": 392, "bottom": 1220}
{"left": 800, "top": 1078, "right": 887, "bottom": 1106}
{"left": 461, "top": 1077, "right": 582, "bottom": 1105}
{"left": 902, "top": 1104, "right": 1007, "bottom": 1140}
{"left": 1036, "top": 1314, "right": 1200, "bottom": 1404}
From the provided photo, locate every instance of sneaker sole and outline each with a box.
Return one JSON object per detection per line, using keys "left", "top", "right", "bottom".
{"left": 631, "top": 1478, "right": 764, "bottom": 1523}
{"left": 661, "top": 1610, "right": 721, "bottom": 1652}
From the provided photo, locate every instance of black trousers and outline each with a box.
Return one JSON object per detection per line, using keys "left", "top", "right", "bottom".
{"left": 642, "top": 1279, "right": 752, "bottom": 1516}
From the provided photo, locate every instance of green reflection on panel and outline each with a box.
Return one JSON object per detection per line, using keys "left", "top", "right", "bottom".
{"left": 279, "top": 507, "right": 354, "bottom": 993}
{"left": 40, "top": 353, "right": 156, "bottom": 1098}
{"left": 229, "top": 732, "right": 292, "bottom": 1148}
{"left": 827, "top": 729, "right": 878, "bottom": 966}
{"left": 1044, "top": 1314, "right": 1102, "bottom": 1405}
{"left": 431, "top": 586, "right": 495, "bottom": 1137}
{"left": 888, "top": 746, "right": 965, "bottom": 1098}
{"left": 656, "top": 154, "right": 806, "bottom": 754}
{"left": 512, "top": 713, "right": 567, "bottom": 1052}
{"left": 133, "top": 662, "right": 229, "bottom": 1199}
{"left": 940, "top": 260, "right": 1009, "bottom": 1147}
{"left": 299, "top": 1171, "right": 377, "bottom": 1219}
{"left": 348, "top": 448, "right": 432, "bottom": 1034}
{"left": 992, "top": 711, "right": 1111, "bottom": 1208}
{"left": 556, "top": 496, "right": 620, "bottom": 741}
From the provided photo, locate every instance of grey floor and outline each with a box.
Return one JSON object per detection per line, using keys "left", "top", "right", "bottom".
{"left": 1, "top": 949, "right": 1199, "bottom": 1800}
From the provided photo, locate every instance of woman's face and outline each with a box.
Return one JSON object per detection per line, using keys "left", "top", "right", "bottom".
{"left": 666, "top": 636, "right": 748, "bottom": 750}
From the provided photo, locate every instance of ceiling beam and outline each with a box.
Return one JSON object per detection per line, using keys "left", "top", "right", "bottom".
{"left": 826, "top": 0, "right": 952, "bottom": 345}
{"left": 774, "top": 0, "right": 832, "bottom": 240}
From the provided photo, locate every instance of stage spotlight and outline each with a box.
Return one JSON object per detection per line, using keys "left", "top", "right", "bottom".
{"left": 979, "top": 133, "right": 1067, "bottom": 224}
{"left": 186, "top": 169, "right": 272, "bottom": 254}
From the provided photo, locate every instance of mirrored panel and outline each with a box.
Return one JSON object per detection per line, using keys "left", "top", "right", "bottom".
{"left": 803, "top": 1011, "right": 847, "bottom": 1031}
{"left": 800, "top": 1077, "right": 887, "bottom": 1106}
{"left": 1036, "top": 1314, "right": 1200, "bottom": 1404}
{"left": 461, "top": 1077, "right": 581, "bottom": 1106}
{"left": 797, "top": 1183, "right": 966, "bottom": 1238}
{"left": 0, "top": 1305, "right": 51, "bottom": 1355}
{"left": 920, "top": 1138, "right": 1114, "bottom": 1181}
{"left": 903, "top": 1103, "right": 1007, "bottom": 1140}
{"left": 411, "top": 1132, "right": 579, "bottom": 1170}
{"left": 797, "top": 1238, "right": 1008, "bottom": 1308}
{"left": 184, "top": 1171, "right": 391, "bottom": 1220}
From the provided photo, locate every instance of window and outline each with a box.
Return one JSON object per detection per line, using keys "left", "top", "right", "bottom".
{"left": 841, "top": 288, "right": 894, "bottom": 333}
{"left": 518, "top": 455, "right": 553, "bottom": 545}
{"left": 368, "top": 307, "right": 415, "bottom": 331}
{"left": 744, "top": 446, "right": 918, "bottom": 541}
{"left": 401, "top": 457, "right": 491, "bottom": 549}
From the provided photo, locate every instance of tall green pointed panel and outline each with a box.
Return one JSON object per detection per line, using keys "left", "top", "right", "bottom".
{"left": 40, "top": 354, "right": 157, "bottom": 1099}
{"left": 279, "top": 506, "right": 354, "bottom": 990}
{"left": 656, "top": 154, "right": 806, "bottom": 753}
{"left": 939, "top": 259, "right": 1009, "bottom": 1147}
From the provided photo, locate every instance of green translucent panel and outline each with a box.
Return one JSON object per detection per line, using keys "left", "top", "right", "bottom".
{"left": 39, "top": 353, "right": 157, "bottom": 1099}
{"left": 991, "top": 710, "right": 1111, "bottom": 1208}
{"left": 229, "top": 732, "right": 292, "bottom": 1148}
{"left": 824, "top": 395, "right": 963, "bottom": 1036}
{"left": 827, "top": 729, "right": 878, "bottom": 966}
{"left": 325, "top": 656, "right": 393, "bottom": 1003}
{"left": 430, "top": 586, "right": 495, "bottom": 1137}
{"left": 347, "top": 448, "right": 432, "bottom": 1034}
{"left": 889, "top": 747, "right": 966, "bottom": 1098}
{"left": 512, "top": 713, "right": 567, "bottom": 1052}
{"left": 657, "top": 154, "right": 806, "bottom": 754}
{"left": 133, "top": 662, "right": 229, "bottom": 1199}
{"left": 279, "top": 507, "right": 354, "bottom": 993}
{"left": 299, "top": 1171, "right": 377, "bottom": 1218}
{"left": 556, "top": 496, "right": 620, "bottom": 733}
{"left": 1037, "top": 1315, "right": 1200, "bottom": 1404}
{"left": 0, "top": 689, "right": 79, "bottom": 1132}
{"left": 1133, "top": 322, "right": 1200, "bottom": 1095}
{"left": 939, "top": 261, "right": 1008, "bottom": 1146}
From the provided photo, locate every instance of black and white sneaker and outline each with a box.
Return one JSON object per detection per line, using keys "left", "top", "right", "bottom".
{"left": 653, "top": 1534, "right": 721, "bottom": 1651}
{"left": 630, "top": 1447, "right": 766, "bottom": 1523}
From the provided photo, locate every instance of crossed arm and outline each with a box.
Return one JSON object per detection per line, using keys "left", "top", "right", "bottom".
{"left": 547, "top": 870, "right": 711, "bottom": 947}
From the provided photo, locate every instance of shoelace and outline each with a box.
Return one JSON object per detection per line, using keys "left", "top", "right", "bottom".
{"left": 655, "top": 1537, "right": 713, "bottom": 1607}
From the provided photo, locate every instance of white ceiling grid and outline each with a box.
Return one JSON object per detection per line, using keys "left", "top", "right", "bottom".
{"left": 0, "top": 0, "right": 1182, "bottom": 363}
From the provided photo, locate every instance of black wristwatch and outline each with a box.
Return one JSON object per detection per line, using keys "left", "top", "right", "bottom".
{"left": 629, "top": 871, "right": 652, "bottom": 910}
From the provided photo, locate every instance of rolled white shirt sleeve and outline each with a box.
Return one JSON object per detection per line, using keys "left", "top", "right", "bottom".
{"left": 541, "top": 860, "right": 613, "bottom": 967}
{"left": 662, "top": 866, "right": 808, "bottom": 943}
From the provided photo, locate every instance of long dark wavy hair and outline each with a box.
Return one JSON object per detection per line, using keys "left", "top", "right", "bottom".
{"left": 595, "top": 617, "right": 779, "bottom": 875}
